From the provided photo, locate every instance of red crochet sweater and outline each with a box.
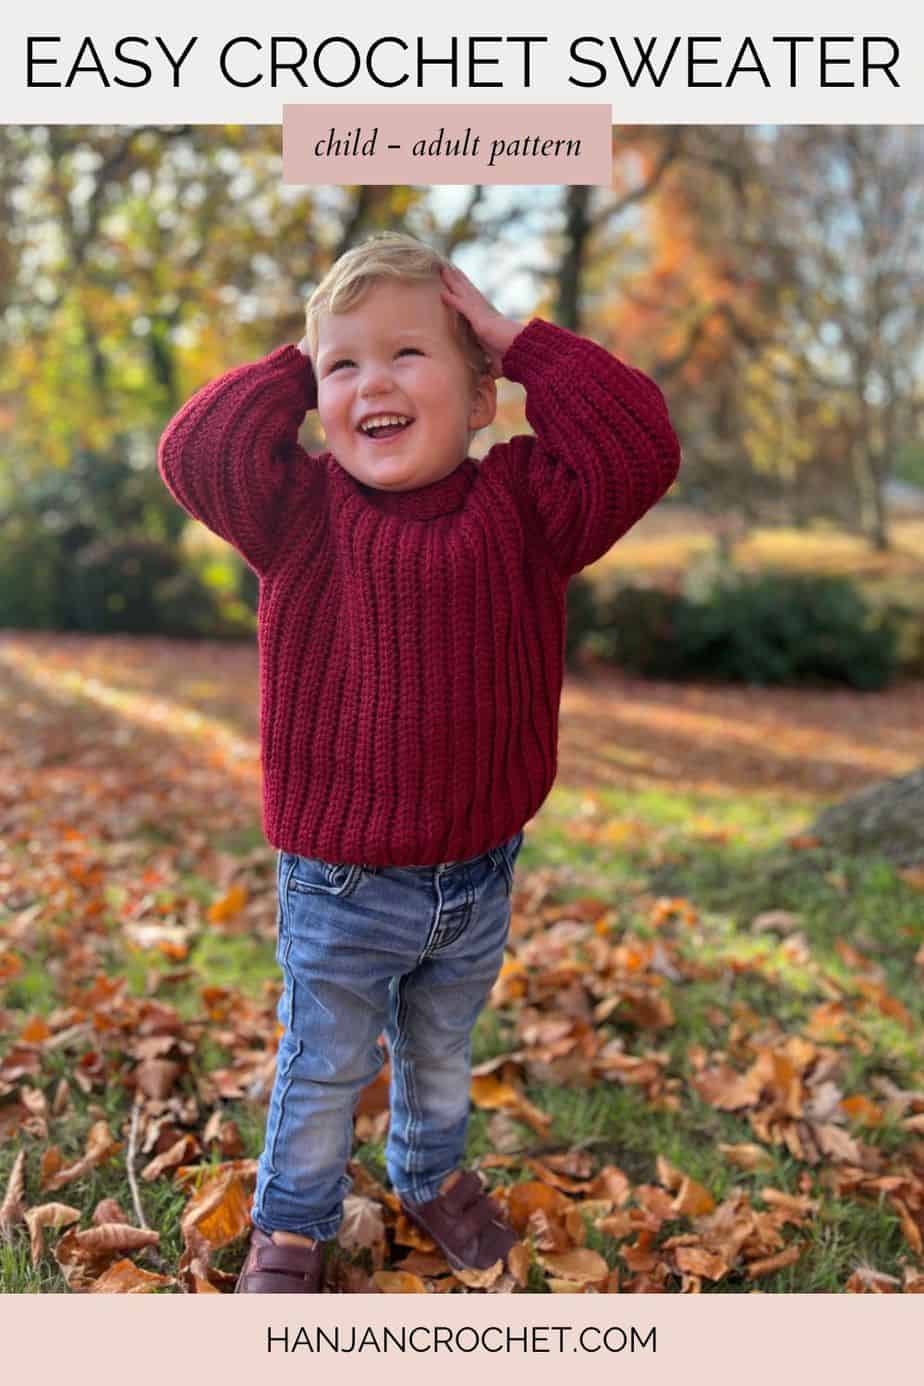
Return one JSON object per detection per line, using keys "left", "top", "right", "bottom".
{"left": 157, "top": 319, "right": 681, "bottom": 866}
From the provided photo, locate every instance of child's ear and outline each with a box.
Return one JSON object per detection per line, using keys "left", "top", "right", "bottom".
{"left": 468, "top": 373, "right": 497, "bottom": 432}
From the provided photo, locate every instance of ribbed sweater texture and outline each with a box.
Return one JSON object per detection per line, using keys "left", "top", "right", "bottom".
{"left": 157, "top": 318, "right": 681, "bottom": 866}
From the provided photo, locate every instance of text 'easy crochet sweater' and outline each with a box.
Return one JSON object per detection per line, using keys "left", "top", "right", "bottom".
{"left": 157, "top": 319, "right": 681, "bottom": 867}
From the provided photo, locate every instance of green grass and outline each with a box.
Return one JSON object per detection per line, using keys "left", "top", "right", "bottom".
{"left": 187, "top": 932, "right": 280, "bottom": 997}
{"left": 465, "top": 794, "right": 923, "bottom": 1292}
{"left": 463, "top": 1076, "right": 915, "bottom": 1293}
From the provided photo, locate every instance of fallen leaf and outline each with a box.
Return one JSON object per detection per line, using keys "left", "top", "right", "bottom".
{"left": 596, "top": 1210, "right": 634, "bottom": 1239}
{"left": 845, "top": 1264, "right": 900, "bottom": 1294}
{"left": 88, "top": 1258, "right": 174, "bottom": 1293}
{"left": 392, "top": 1251, "right": 452, "bottom": 1278}
{"left": 855, "top": 980, "right": 914, "bottom": 1031}
{"left": 469, "top": 1075, "right": 551, "bottom": 1135}
{"left": 20, "top": 1016, "right": 51, "bottom": 1044}
{"left": 173, "top": 1157, "right": 258, "bottom": 1190}
{"left": 372, "top": 1270, "right": 427, "bottom": 1293}
{"left": 536, "top": 1248, "right": 608, "bottom": 1285}
{"left": 54, "top": 1223, "right": 157, "bottom": 1292}
{"left": 135, "top": 1059, "right": 181, "bottom": 1100}
{"left": 0, "top": 1148, "right": 26, "bottom": 1235}
{"left": 180, "top": 1169, "right": 251, "bottom": 1253}
{"left": 813, "top": 1123, "right": 863, "bottom": 1164}
{"left": 74, "top": 1223, "right": 160, "bottom": 1255}
{"left": 717, "top": 1143, "right": 774, "bottom": 1172}
{"left": 592, "top": 1165, "right": 632, "bottom": 1205}
{"left": 41, "top": 1121, "right": 121, "bottom": 1191}
{"left": 746, "top": 1244, "right": 802, "bottom": 1278}
{"left": 141, "top": 1134, "right": 201, "bottom": 1181}
{"left": 207, "top": 884, "right": 247, "bottom": 924}
{"left": 486, "top": 1111, "right": 529, "bottom": 1154}
{"left": 804, "top": 1002, "right": 850, "bottom": 1042}
{"left": 691, "top": 1064, "right": 760, "bottom": 1111}
{"left": 674, "top": 1245, "right": 730, "bottom": 1281}
{"left": 671, "top": 1176, "right": 715, "bottom": 1218}
{"left": 839, "top": 1095, "right": 883, "bottom": 1127}
{"left": 890, "top": 1197, "right": 923, "bottom": 1256}
{"left": 507, "top": 1241, "right": 531, "bottom": 1287}
{"left": 24, "top": 1202, "right": 81, "bottom": 1265}
{"left": 0, "top": 1103, "right": 31, "bottom": 1146}
{"left": 454, "top": 1260, "right": 505, "bottom": 1289}
{"left": 506, "top": 1181, "right": 569, "bottom": 1234}
{"left": 897, "top": 866, "right": 924, "bottom": 893}
{"left": 40, "top": 1147, "right": 63, "bottom": 1186}
{"left": 92, "top": 1198, "right": 130, "bottom": 1226}
{"left": 655, "top": 1155, "right": 684, "bottom": 1192}
{"left": 392, "top": 1213, "right": 436, "bottom": 1252}
{"left": 336, "top": 1196, "right": 385, "bottom": 1253}
{"left": 751, "top": 911, "right": 801, "bottom": 935}
{"left": 0, "top": 952, "right": 23, "bottom": 982}
{"left": 758, "top": 1189, "right": 818, "bottom": 1219}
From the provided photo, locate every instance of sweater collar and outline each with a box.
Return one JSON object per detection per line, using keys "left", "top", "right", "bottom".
{"left": 349, "top": 459, "right": 476, "bottom": 520}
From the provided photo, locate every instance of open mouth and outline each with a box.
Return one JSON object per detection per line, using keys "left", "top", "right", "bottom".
{"left": 357, "top": 414, "right": 414, "bottom": 441}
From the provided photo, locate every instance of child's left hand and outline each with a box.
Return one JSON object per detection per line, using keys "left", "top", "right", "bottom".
{"left": 439, "top": 265, "right": 522, "bottom": 378}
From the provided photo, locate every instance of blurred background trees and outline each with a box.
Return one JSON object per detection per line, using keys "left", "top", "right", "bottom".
{"left": 1, "top": 124, "right": 921, "bottom": 680}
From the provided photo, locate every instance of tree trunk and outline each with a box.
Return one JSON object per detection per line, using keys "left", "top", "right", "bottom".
{"left": 553, "top": 186, "right": 592, "bottom": 332}
{"left": 867, "top": 476, "right": 890, "bottom": 552}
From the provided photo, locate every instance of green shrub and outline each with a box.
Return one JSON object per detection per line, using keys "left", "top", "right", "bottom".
{"left": 905, "top": 614, "right": 924, "bottom": 676}
{"left": 565, "top": 575, "right": 598, "bottom": 668}
{"left": 150, "top": 569, "right": 227, "bottom": 638}
{"left": 0, "top": 511, "right": 70, "bottom": 629}
{"left": 590, "top": 580, "right": 688, "bottom": 677}
{"left": 0, "top": 513, "right": 248, "bottom": 638}
{"left": 69, "top": 536, "right": 177, "bottom": 633}
{"left": 679, "top": 571, "right": 898, "bottom": 690}
{"left": 235, "top": 555, "right": 260, "bottom": 614}
{"left": 69, "top": 536, "right": 226, "bottom": 637}
{"left": 592, "top": 571, "right": 900, "bottom": 690}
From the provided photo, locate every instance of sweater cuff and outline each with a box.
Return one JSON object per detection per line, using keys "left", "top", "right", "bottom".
{"left": 500, "top": 317, "right": 585, "bottom": 388}
{"left": 266, "top": 343, "right": 319, "bottom": 411}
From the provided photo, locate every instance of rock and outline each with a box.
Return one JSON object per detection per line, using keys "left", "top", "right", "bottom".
{"left": 811, "top": 764, "right": 924, "bottom": 866}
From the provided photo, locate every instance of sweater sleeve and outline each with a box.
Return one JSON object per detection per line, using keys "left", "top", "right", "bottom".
{"left": 497, "top": 318, "right": 682, "bottom": 580}
{"left": 157, "top": 344, "right": 322, "bottom": 577}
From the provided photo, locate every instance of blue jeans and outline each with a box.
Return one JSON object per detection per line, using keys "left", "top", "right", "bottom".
{"left": 251, "top": 830, "right": 525, "bottom": 1242}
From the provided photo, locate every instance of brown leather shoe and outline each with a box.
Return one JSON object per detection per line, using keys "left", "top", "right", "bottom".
{"left": 234, "top": 1228, "right": 325, "bottom": 1293}
{"left": 400, "top": 1171, "right": 517, "bottom": 1273}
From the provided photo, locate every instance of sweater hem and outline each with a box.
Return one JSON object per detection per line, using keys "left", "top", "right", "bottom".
{"left": 264, "top": 822, "right": 533, "bottom": 870}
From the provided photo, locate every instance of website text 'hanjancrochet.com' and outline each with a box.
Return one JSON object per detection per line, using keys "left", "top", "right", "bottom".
{"left": 266, "top": 1322, "right": 657, "bottom": 1355}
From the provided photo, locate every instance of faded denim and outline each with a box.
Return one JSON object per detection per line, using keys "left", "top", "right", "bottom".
{"left": 251, "top": 830, "right": 525, "bottom": 1241}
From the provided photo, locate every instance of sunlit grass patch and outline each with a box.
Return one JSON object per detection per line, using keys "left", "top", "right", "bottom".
{"left": 186, "top": 932, "right": 278, "bottom": 998}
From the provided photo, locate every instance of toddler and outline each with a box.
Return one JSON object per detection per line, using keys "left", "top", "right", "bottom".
{"left": 157, "top": 232, "right": 681, "bottom": 1292}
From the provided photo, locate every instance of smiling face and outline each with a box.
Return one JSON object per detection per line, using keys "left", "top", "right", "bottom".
{"left": 314, "top": 278, "right": 496, "bottom": 492}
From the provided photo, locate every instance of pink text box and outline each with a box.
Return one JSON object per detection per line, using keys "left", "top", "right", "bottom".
{"left": 283, "top": 105, "right": 611, "bottom": 185}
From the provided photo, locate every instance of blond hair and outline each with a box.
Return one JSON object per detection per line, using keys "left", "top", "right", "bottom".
{"left": 304, "top": 232, "right": 489, "bottom": 378}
